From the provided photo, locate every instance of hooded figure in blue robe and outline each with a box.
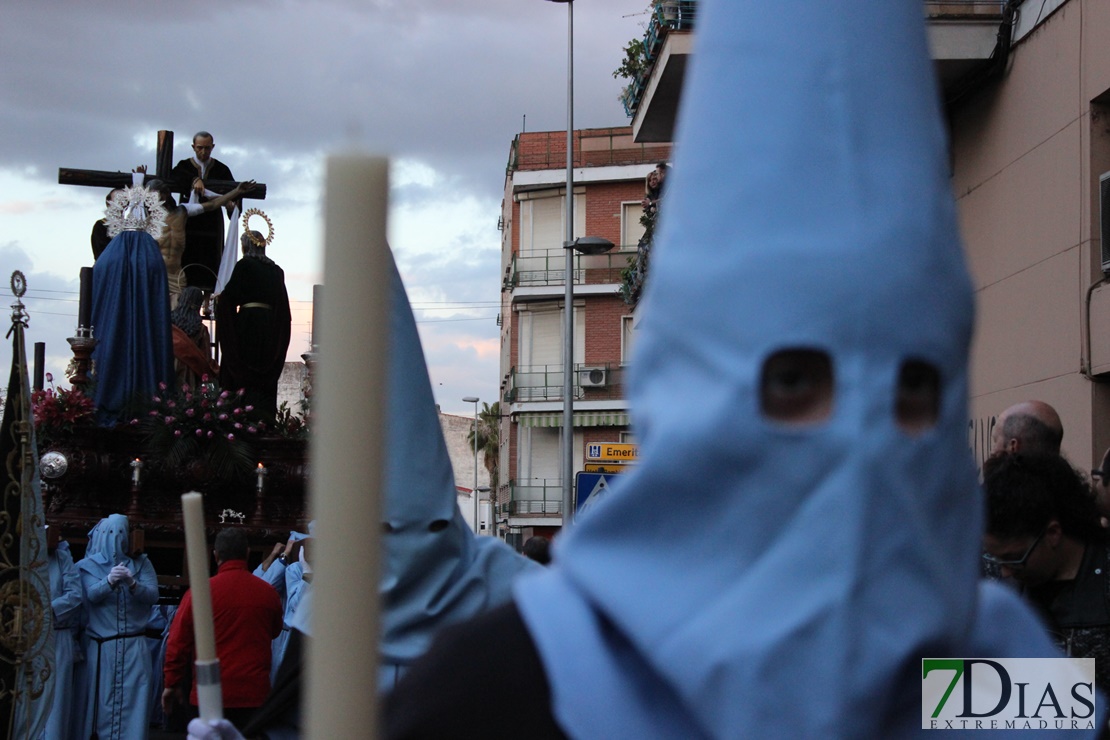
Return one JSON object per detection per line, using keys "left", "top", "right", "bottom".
{"left": 76, "top": 514, "right": 159, "bottom": 740}
{"left": 381, "top": 1, "right": 1106, "bottom": 737}
{"left": 375, "top": 254, "right": 539, "bottom": 690}
{"left": 43, "top": 539, "right": 83, "bottom": 740}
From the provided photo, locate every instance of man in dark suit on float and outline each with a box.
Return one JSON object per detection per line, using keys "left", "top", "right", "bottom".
{"left": 172, "top": 131, "right": 235, "bottom": 292}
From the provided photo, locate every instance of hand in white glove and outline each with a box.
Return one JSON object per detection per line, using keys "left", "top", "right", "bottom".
{"left": 108, "top": 565, "right": 129, "bottom": 586}
{"left": 187, "top": 718, "right": 246, "bottom": 740}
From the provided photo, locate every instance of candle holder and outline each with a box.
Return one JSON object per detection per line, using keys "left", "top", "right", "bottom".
{"left": 128, "top": 458, "right": 143, "bottom": 520}
{"left": 66, "top": 332, "right": 97, "bottom": 389}
{"left": 252, "top": 463, "right": 268, "bottom": 525}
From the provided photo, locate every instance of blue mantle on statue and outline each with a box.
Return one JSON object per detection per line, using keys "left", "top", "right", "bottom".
{"left": 91, "top": 229, "right": 174, "bottom": 426}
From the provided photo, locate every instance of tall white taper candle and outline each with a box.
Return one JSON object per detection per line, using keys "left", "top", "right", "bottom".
{"left": 306, "top": 155, "right": 389, "bottom": 738}
{"left": 181, "top": 491, "right": 222, "bottom": 720}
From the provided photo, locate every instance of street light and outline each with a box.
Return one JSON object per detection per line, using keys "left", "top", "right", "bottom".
{"left": 463, "top": 396, "right": 480, "bottom": 534}
{"left": 545, "top": 0, "right": 617, "bottom": 529}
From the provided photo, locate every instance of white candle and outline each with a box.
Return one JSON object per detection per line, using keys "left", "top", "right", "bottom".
{"left": 256, "top": 462, "right": 267, "bottom": 492}
{"left": 131, "top": 458, "right": 142, "bottom": 486}
{"left": 181, "top": 491, "right": 222, "bottom": 720}
{"left": 306, "top": 155, "right": 389, "bottom": 738}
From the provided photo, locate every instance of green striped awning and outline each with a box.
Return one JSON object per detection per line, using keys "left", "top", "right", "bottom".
{"left": 518, "top": 411, "right": 630, "bottom": 428}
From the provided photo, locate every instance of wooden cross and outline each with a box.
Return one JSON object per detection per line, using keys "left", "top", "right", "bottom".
{"left": 57, "top": 129, "right": 267, "bottom": 199}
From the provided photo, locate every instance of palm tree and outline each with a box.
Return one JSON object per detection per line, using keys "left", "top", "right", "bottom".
{"left": 466, "top": 401, "right": 500, "bottom": 495}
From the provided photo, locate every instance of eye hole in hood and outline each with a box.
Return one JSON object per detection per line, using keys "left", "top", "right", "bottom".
{"left": 428, "top": 519, "right": 450, "bottom": 533}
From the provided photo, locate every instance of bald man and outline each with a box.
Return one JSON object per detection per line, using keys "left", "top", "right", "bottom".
{"left": 990, "top": 400, "right": 1063, "bottom": 457}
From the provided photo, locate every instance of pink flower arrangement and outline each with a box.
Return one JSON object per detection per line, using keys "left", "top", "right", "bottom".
{"left": 31, "top": 385, "right": 95, "bottom": 440}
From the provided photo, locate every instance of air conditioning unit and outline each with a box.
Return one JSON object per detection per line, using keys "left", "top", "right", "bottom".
{"left": 578, "top": 367, "right": 609, "bottom": 387}
{"left": 1101, "top": 171, "right": 1110, "bottom": 274}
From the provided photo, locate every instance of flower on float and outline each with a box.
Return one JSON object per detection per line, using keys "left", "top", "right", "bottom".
{"left": 245, "top": 405, "right": 254, "bottom": 412}
{"left": 164, "top": 416, "right": 174, "bottom": 425}
{"left": 220, "top": 390, "right": 230, "bottom": 399}
{"left": 248, "top": 425, "right": 258, "bottom": 433}
{"left": 227, "top": 433, "right": 235, "bottom": 440}
{"left": 158, "top": 381, "right": 167, "bottom": 391}
{"left": 174, "top": 430, "right": 182, "bottom": 437}
{"left": 152, "top": 396, "right": 161, "bottom": 404}
{"left": 218, "top": 413, "right": 228, "bottom": 421}
{"left": 195, "top": 429, "right": 204, "bottom": 437}
{"left": 201, "top": 374, "right": 210, "bottom": 383}
{"left": 185, "top": 408, "right": 195, "bottom": 417}
{"left": 167, "top": 400, "right": 176, "bottom": 409}
{"left": 234, "top": 422, "right": 243, "bottom": 429}
{"left": 129, "top": 419, "right": 139, "bottom": 426}
{"left": 207, "top": 431, "right": 214, "bottom": 438}
{"left": 237, "top": 388, "right": 245, "bottom": 396}
{"left": 204, "top": 413, "right": 212, "bottom": 421}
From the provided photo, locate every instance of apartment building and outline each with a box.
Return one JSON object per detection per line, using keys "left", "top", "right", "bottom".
{"left": 626, "top": 0, "right": 1110, "bottom": 472}
{"left": 496, "top": 127, "right": 670, "bottom": 544}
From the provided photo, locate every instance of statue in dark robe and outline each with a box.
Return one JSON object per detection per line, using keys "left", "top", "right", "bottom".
{"left": 216, "top": 231, "right": 291, "bottom": 420}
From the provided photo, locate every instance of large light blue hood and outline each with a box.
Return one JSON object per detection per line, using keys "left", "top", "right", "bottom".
{"left": 378, "top": 254, "right": 536, "bottom": 667}
{"left": 514, "top": 0, "right": 1076, "bottom": 736}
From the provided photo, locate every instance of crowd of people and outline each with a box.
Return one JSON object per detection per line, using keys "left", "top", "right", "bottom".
{"left": 41, "top": 516, "right": 312, "bottom": 739}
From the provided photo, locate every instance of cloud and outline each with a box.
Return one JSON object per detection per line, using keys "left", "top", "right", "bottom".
{"left": 0, "top": 0, "right": 652, "bottom": 414}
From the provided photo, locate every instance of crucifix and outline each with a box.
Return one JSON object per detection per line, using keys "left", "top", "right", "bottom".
{"left": 57, "top": 129, "right": 267, "bottom": 199}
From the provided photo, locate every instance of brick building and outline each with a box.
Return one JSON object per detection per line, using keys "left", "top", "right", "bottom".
{"left": 496, "top": 127, "right": 669, "bottom": 544}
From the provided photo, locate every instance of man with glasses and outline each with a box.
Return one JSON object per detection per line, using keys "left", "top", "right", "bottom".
{"left": 983, "top": 452, "right": 1110, "bottom": 693}
{"left": 171, "top": 131, "right": 236, "bottom": 292}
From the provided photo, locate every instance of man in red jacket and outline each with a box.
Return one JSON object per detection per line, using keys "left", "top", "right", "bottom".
{"left": 163, "top": 528, "right": 283, "bottom": 728}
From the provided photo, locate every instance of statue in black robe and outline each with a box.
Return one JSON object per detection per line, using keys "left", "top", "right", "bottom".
{"left": 216, "top": 233, "right": 291, "bottom": 420}
{"left": 171, "top": 132, "right": 235, "bottom": 291}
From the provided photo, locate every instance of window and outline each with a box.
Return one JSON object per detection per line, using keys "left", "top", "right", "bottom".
{"left": 621, "top": 315, "right": 635, "bottom": 366}
{"left": 519, "top": 191, "right": 587, "bottom": 253}
{"left": 621, "top": 201, "right": 646, "bottom": 249}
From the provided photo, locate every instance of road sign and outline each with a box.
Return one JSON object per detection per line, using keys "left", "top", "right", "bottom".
{"left": 584, "top": 463, "right": 628, "bottom": 474}
{"left": 575, "top": 472, "right": 617, "bottom": 513}
{"left": 585, "top": 442, "right": 638, "bottom": 462}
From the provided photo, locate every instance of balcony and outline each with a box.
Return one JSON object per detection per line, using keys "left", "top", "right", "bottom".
{"left": 924, "top": 1, "right": 1005, "bottom": 96}
{"left": 623, "top": 1, "right": 1007, "bottom": 143}
{"left": 623, "top": 2, "right": 697, "bottom": 143}
{"left": 507, "top": 247, "right": 634, "bottom": 291}
{"left": 504, "top": 480, "right": 562, "bottom": 516}
{"left": 504, "top": 363, "right": 625, "bottom": 404}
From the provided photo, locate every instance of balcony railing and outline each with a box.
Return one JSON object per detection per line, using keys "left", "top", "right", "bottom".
{"left": 505, "top": 363, "right": 625, "bottom": 403}
{"left": 924, "top": 1, "right": 1005, "bottom": 19}
{"left": 621, "top": 1, "right": 698, "bottom": 117}
{"left": 505, "top": 479, "right": 563, "bottom": 515}
{"left": 508, "top": 247, "right": 635, "bottom": 290}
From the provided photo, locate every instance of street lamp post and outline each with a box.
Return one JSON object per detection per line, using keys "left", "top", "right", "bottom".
{"left": 463, "top": 396, "right": 480, "bottom": 534}
{"left": 545, "top": 0, "right": 577, "bottom": 528}
{"left": 544, "top": 0, "right": 615, "bottom": 529}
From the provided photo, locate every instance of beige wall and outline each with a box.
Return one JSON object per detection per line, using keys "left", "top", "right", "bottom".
{"left": 952, "top": 0, "right": 1110, "bottom": 468}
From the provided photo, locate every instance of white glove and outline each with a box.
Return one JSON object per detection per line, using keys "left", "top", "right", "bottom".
{"left": 107, "top": 565, "right": 129, "bottom": 586}
{"left": 187, "top": 718, "right": 246, "bottom": 740}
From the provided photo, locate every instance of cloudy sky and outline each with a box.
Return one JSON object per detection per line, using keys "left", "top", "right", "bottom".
{"left": 0, "top": 0, "right": 653, "bottom": 416}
